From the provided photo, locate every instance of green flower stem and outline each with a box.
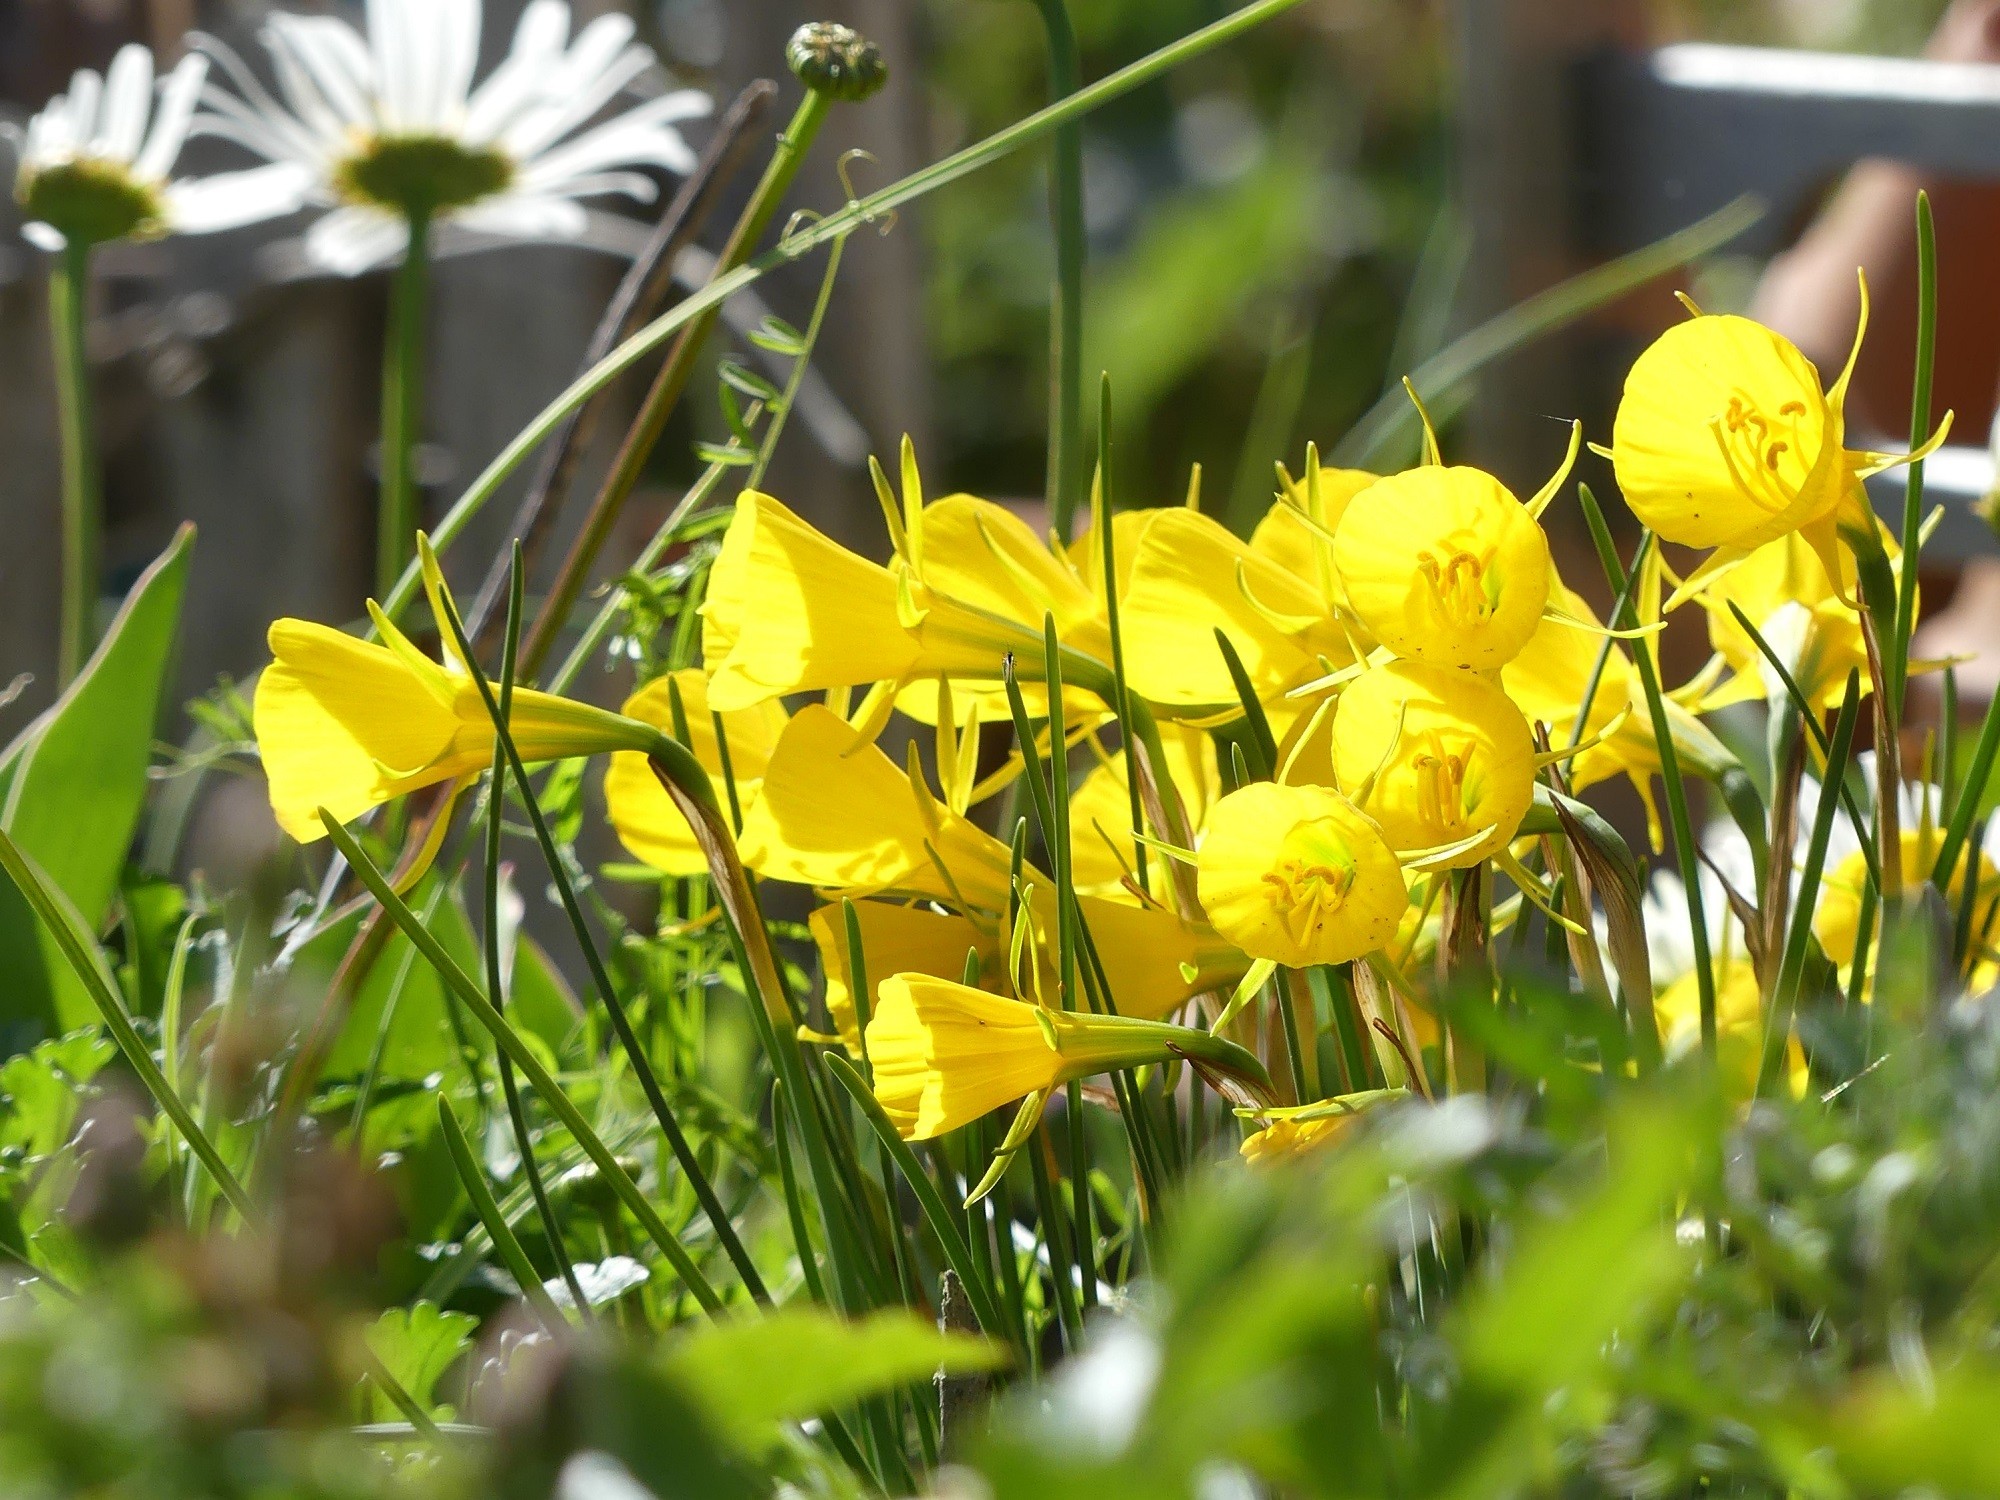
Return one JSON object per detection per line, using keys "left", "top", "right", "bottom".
{"left": 50, "top": 241, "right": 99, "bottom": 686}
{"left": 1032, "top": 0, "right": 1086, "bottom": 541}
{"left": 379, "top": 0, "right": 1311, "bottom": 628}
{"left": 1889, "top": 191, "right": 1937, "bottom": 725}
{"left": 437, "top": 1093, "right": 568, "bottom": 1332}
{"left": 378, "top": 211, "right": 433, "bottom": 602}
{"left": 517, "top": 87, "right": 834, "bottom": 677}
{"left": 1579, "top": 488, "right": 1718, "bottom": 1062}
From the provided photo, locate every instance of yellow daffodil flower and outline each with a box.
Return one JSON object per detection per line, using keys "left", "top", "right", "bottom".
{"left": 1068, "top": 725, "right": 1219, "bottom": 899}
{"left": 1610, "top": 286, "right": 1948, "bottom": 596}
{"left": 1196, "top": 782, "right": 1406, "bottom": 968}
{"left": 1327, "top": 659, "right": 1536, "bottom": 868}
{"left": 1332, "top": 466, "right": 1551, "bottom": 671}
{"left": 868, "top": 974, "right": 1267, "bottom": 1140}
{"left": 254, "top": 538, "right": 657, "bottom": 843}
{"left": 1815, "top": 830, "right": 2000, "bottom": 975}
{"left": 603, "top": 669, "right": 788, "bottom": 877}
{"left": 742, "top": 706, "right": 1246, "bottom": 1040}
{"left": 1120, "top": 507, "right": 1357, "bottom": 719}
{"left": 1240, "top": 1111, "right": 1354, "bottom": 1165}
{"left": 1654, "top": 956, "right": 1805, "bottom": 1100}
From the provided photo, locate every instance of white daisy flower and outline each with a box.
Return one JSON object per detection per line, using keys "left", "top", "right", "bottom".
{"left": 4, "top": 44, "right": 282, "bottom": 251}
{"left": 190, "top": 0, "right": 712, "bottom": 275}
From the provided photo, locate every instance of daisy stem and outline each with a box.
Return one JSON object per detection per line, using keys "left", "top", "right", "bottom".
{"left": 378, "top": 210, "right": 433, "bottom": 602}
{"left": 50, "top": 241, "right": 99, "bottom": 686}
{"left": 1032, "top": 0, "right": 1086, "bottom": 543}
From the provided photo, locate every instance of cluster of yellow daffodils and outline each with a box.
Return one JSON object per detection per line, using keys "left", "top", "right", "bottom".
{"left": 243, "top": 273, "right": 1966, "bottom": 1169}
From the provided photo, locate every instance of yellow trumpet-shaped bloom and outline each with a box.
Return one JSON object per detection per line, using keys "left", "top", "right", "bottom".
{"left": 603, "top": 670, "right": 789, "bottom": 877}
{"left": 811, "top": 893, "right": 1244, "bottom": 1051}
{"left": 1333, "top": 466, "right": 1551, "bottom": 671}
{"left": 253, "top": 541, "right": 657, "bottom": 844}
{"left": 1120, "top": 507, "right": 1356, "bottom": 719}
{"left": 1239, "top": 1109, "right": 1359, "bottom": 1166}
{"left": 867, "top": 974, "right": 1266, "bottom": 1140}
{"left": 1814, "top": 831, "right": 2000, "bottom": 974}
{"left": 1069, "top": 725, "right": 1219, "bottom": 899}
{"left": 1196, "top": 782, "right": 1406, "bottom": 968}
{"left": 1655, "top": 956, "right": 1806, "bottom": 1101}
{"left": 1611, "top": 287, "right": 1946, "bottom": 594}
{"left": 1328, "top": 659, "right": 1536, "bottom": 868}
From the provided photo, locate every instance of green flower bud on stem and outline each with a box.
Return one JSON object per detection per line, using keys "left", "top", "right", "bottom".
{"left": 786, "top": 22, "right": 888, "bottom": 102}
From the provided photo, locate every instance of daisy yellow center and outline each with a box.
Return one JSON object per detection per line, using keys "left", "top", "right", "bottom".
{"left": 1261, "top": 821, "right": 1358, "bottom": 945}
{"left": 1416, "top": 546, "right": 1497, "bottom": 630}
{"left": 335, "top": 133, "right": 514, "bottom": 218}
{"left": 19, "top": 158, "right": 163, "bottom": 245}
{"left": 1713, "top": 393, "right": 1811, "bottom": 513}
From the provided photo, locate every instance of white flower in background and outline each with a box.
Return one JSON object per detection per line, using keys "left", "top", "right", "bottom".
{"left": 4, "top": 44, "right": 284, "bottom": 251}
{"left": 1643, "top": 820, "right": 1756, "bottom": 989}
{"left": 191, "top": 0, "right": 712, "bottom": 275}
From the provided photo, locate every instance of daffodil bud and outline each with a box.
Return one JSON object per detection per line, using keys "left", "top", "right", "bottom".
{"left": 1333, "top": 466, "right": 1551, "bottom": 671}
{"left": 1196, "top": 782, "right": 1405, "bottom": 968}
{"left": 787, "top": 23, "right": 889, "bottom": 102}
{"left": 1329, "top": 659, "right": 1536, "bottom": 868}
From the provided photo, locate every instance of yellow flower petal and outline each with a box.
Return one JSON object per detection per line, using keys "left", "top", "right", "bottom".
{"left": 866, "top": 977, "right": 1066, "bottom": 1140}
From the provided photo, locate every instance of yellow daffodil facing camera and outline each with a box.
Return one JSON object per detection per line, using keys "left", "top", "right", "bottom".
{"left": 1333, "top": 466, "right": 1551, "bottom": 671}
{"left": 1329, "top": 659, "right": 1536, "bottom": 868}
{"left": 254, "top": 539, "right": 659, "bottom": 843}
{"left": 1611, "top": 283, "right": 1948, "bottom": 593}
{"left": 603, "top": 670, "right": 788, "bottom": 877}
{"left": 866, "top": 974, "right": 1268, "bottom": 1141}
{"left": 1197, "top": 782, "right": 1405, "bottom": 968}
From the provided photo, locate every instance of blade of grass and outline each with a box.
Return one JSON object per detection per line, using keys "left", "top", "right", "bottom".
{"left": 437, "top": 1093, "right": 568, "bottom": 1332}
{"left": 1032, "top": 0, "right": 1087, "bottom": 540}
{"left": 1933, "top": 681, "right": 2000, "bottom": 888}
{"left": 318, "top": 811, "right": 725, "bottom": 1316}
{"left": 1889, "top": 190, "right": 1937, "bottom": 725}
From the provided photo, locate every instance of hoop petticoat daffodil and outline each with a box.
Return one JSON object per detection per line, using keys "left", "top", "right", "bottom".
{"left": 701, "top": 447, "right": 1117, "bottom": 723}
{"left": 603, "top": 669, "right": 787, "bottom": 877}
{"left": 866, "top": 973, "right": 1270, "bottom": 1141}
{"left": 254, "top": 535, "right": 659, "bottom": 843}
{"left": 1196, "top": 781, "right": 1406, "bottom": 968}
{"left": 1610, "top": 278, "right": 1951, "bottom": 602}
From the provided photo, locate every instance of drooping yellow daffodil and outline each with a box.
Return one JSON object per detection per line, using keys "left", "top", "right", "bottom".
{"left": 603, "top": 670, "right": 788, "bottom": 877}
{"left": 1120, "top": 507, "right": 1357, "bottom": 720}
{"left": 253, "top": 537, "right": 658, "bottom": 843}
{"left": 867, "top": 974, "right": 1267, "bottom": 1140}
{"left": 1239, "top": 1110, "right": 1356, "bottom": 1165}
{"left": 702, "top": 446, "right": 1117, "bottom": 723}
{"left": 1814, "top": 830, "right": 2000, "bottom": 975}
{"left": 1068, "top": 724, "right": 1219, "bottom": 899}
{"left": 1610, "top": 285, "right": 1949, "bottom": 596}
{"left": 1327, "top": 659, "right": 1537, "bottom": 868}
{"left": 1693, "top": 526, "right": 1924, "bottom": 714}
{"left": 741, "top": 706, "right": 1246, "bottom": 1042}
{"left": 1196, "top": 782, "right": 1406, "bottom": 968}
{"left": 1654, "top": 956, "right": 1806, "bottom": 1100}
{"left": 1332, "top": 466, "right": 1552, "bottom": 671}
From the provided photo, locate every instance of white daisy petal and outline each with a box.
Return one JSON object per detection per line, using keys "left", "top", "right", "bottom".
{"left": 429, "top": 0, "right": 483, "bottom": 127}
{"left": 135, "top": 53, "right": 207, "bottom": 181}
{"left": 267, "top": 16, "right": 369, "bottom": 133}
{"left": 498, "top": 45, "right": 653, "bottom": 160}
{"left": 96, "top": 45, "right": 154, "bottom": 162}
{"left": 166, "top": 161, "right": 316, "bottom": 233}
{"left": 64, "top": 69, "right": 104, "bottom": 149}
{"left": 305, "top": 203, "right": 409, "bottom": 275}
{"left": 22, "top": 221, "right": 67, "bottom": 252}
{"left": 454, "top": 192, "right": 588, "bottom": 243}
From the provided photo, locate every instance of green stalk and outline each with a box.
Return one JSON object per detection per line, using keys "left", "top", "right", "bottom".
{"left": 50, "top": 241, "right": 99, "bottom": 685}
{"left": 378, "top": 211, "right": 432, "bottom": 602}
{"left": 379, "top": 0, "right": 1312, "bottom": 626}
{"left": 1032, "top": 0, "right": 1086, "bottom": 540}
{"left": 1579, "top": 488, "right": 1718, "bottom": 1060}
{"left": 1890, "top": 191, "right": 1937, "bottom": 724}
{"left": 437, "top": 1094, "right": 568, "bottom": 1332}
{"left": 1934, "top": 681, "right": 2000, "bottom": 888}
{"left": 518, "top": 88, "right": 834, "bottom": 675}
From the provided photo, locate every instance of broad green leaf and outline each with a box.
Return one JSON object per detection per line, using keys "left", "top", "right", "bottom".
{"left": 361, "top": 1300, "right": 478, "bottom": 1422}
{"left": 0, "top": 528, "right": 193, "bottom": 1038}
{"left": 665, "top": 1306, "right": 1006, "bottom": 1452}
